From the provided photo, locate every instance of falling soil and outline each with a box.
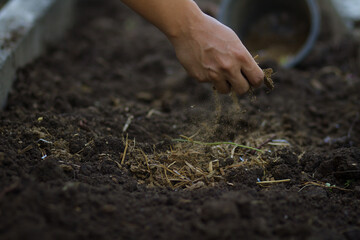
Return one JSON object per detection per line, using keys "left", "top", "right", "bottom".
{"left": 0, "top": 0, "right": 360, "bottom": 239}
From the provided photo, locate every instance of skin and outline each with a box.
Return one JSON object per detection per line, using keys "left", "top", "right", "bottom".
{"left": 121, "top": 0, "right": 264, "bottom": 95}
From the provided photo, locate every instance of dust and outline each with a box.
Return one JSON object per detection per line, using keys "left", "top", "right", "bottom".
{"left": 127, "top": 68, "right": 276, "bottom": 189}
{"left": 194, "top": 67, "right": 274, "bottom": 143}
{"left": 125, "top": 73, "right": 274, "bottom": 190}
{"left": 126, "top": 67, "right": 275, "bottom": 189}
{"left": 213, "top": 88, "right": 222, "bottom": 124}
{"left": 230, "top": 89, "right": 242, "bottom": 111}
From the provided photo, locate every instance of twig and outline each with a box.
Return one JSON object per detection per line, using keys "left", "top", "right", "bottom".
{"left": 146, "top": 109, "right": 162, "bottom": 119}
{"left": 121, "top": 134, "right": 129, "bottom": 165}
{"left": 75, "top": 140, "right": 94, "bottom": 154}
{"left": 163, "top": 166, "right": 173, "bottom": 189}
{"left": 173, "top": 138, "right": 264, "bottom": 153}
{"left": 298, "top": 181, "right": 353, "bottom": 192}
{"left": 113, "top": 160, "right": 122, "bottom": 169}
{"left": 189, "top": 129, "right": 201, "bottom": 140}
{"left": 38, "top": 139, "right": 53, "bottom": 144}
{"left": 140, "top": 150, "right": 153, "bottom": 184}
{"left": 268, "top": 142, "right": 291, "bottom": 146}
{"left": 122, "top": 115, "right": 134, "bottom": 132}
{"left": 172, "top": 169, "right": 191, "bottom": 181}
{"left": 18, "top": 145, "right": 33, "bottom": 154}
{"left": 230, "top": 146, "right": 237, "bottom": 159}
{"left": 256, "top": 179, "right": 291, "bottom": 185}
{"left": 250, "top": 134, "right": 276, "bottom": 154}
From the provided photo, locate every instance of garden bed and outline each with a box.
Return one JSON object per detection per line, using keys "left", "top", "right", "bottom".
{"left": 0, "top": 0, "right": 359, "bottom": 239}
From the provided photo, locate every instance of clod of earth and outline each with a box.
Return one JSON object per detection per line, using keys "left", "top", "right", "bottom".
{"left": 263, "top": 68, "right": 274, "bottom": 91}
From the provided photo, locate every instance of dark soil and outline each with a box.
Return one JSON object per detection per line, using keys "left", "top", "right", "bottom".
{"left": 1, "top": 1, "right": 360, "bottom": 239}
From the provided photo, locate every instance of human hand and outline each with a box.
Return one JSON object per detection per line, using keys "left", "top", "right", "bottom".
{"left": 169, "top": 14, "right": 264, "bottom": 95}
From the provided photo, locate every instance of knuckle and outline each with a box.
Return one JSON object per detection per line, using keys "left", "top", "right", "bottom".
{"left": 219, "top": 59, "right": 233, "bottom": 71}
{"left": 252, "top": 75, "right": 264, "bottom": 88}
{"left": 235, "top": 51, "right": 247, "bottom": 63}
{"left": 192, "top": 72, "right": 207, "bottom": 83}
{"left": 208, "top": 71, "right": 220, "bottom": 81}
{"left": 236, "top": 84, "right": 250, "bottom": 95}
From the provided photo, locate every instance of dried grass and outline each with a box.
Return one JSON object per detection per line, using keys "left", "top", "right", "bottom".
{"left": 121, "top": 133, "right": 289, "bottom": 189}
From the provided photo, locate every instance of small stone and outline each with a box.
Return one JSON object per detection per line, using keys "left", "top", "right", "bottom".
{"left": 186, "top": 181, "right": 205, "bottom": 190}
{"left": 80, "top": 164, "right": 93, "bottom": 175}
{"left": 69, "top": 135, "right": 86, "bottom": 154}
{"left": 136, "top": 92, "right": 154, "bottom": 102}
{"left": 101, "top": 204, "right": 117, "bottom": 213}
{"left": 302, "top": 186, "right": 328, "bottom": 199}
{"left": 75, "top": 207, "right": 81, "bottom": 212}
{"left": 62, "top": 182, "right": 80, "bottom": 191}
{"left": 59, "top": 164, "right": 74, "bottom": 173}
{"left": 271, "top": 164, "right": 291, "bottom": 179}
{"left": 220, "top": 158, "right": 234, "bottom": 167}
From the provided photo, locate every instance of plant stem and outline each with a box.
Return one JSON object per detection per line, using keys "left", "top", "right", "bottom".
{"left": 173, "top": 138, "right": 264, "bottom": 153}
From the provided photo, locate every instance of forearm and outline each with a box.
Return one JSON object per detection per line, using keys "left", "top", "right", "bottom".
{"left": 121, "top": 0, "right": 264, "bottom": 94}
{"left": 121, "top": 0, "right": 203, "bottom": 39}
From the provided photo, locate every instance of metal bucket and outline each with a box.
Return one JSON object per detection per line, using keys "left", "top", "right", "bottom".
{"left": 218, "top": 0, "right": 321, "bottom": 68}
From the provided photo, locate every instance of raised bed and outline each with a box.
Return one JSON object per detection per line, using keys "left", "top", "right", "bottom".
{"left": 0, "top": 0, "right": 74, "bottom": 108}
{"left": 0, "top": 1, "right": 359, "bottom": 239}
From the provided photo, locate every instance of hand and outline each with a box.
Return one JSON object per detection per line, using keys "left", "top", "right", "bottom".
{"left": 169, "top": 14, "right": 264, "bottom": 95}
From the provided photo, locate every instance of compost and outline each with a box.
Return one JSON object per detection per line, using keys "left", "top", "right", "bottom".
{"left": 0, "top": 1, "right": 359, "bottom": 239}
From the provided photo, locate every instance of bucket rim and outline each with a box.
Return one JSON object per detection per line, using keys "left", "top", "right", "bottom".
{"left": 218, "top": 0, "right": 321, "bottom": 68}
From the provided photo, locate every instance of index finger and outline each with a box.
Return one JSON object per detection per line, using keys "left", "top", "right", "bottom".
{"left": 241, "top": 52, "right": 264, "bottom": 88}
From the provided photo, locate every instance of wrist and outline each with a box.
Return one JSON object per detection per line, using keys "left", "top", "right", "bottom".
{"left": 164, "top": 0, "right": 205, "bottom": 41}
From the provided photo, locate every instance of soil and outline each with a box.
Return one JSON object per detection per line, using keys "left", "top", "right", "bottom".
{"left": 1, "top": 1, "right": 360, "bottom": 239}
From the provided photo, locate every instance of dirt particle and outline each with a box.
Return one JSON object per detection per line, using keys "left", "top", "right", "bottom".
{"left": 301, "top": 186, "right": 328, "bottom": 200}
{"left": 32, "top": 158, "right": 66, "bottom": 182}
{"left": 79, "top": 164, "right": 93, "bottom": 175}
{"left": 69, "top": 135, "right": 87, "bottom": 154}
{"left": 271, "top": 164, "right": 291, "bottom": 179}
{"left": 136, "top": 92, "right": 154, "bottom": 102}
{"left": 59, "top": 164, "right": 74, "bottom": 173}
{"left": 263, "top": 68, "right": 274, "bottom": 91}
{"left": 101, "top": 204, "right": 117, "bottom": 213}
{"left": 220, "top": 158, "right": 234, "bottom": 167}
{"left": 201, "top": 200, "right": 239, "bottom": 221}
